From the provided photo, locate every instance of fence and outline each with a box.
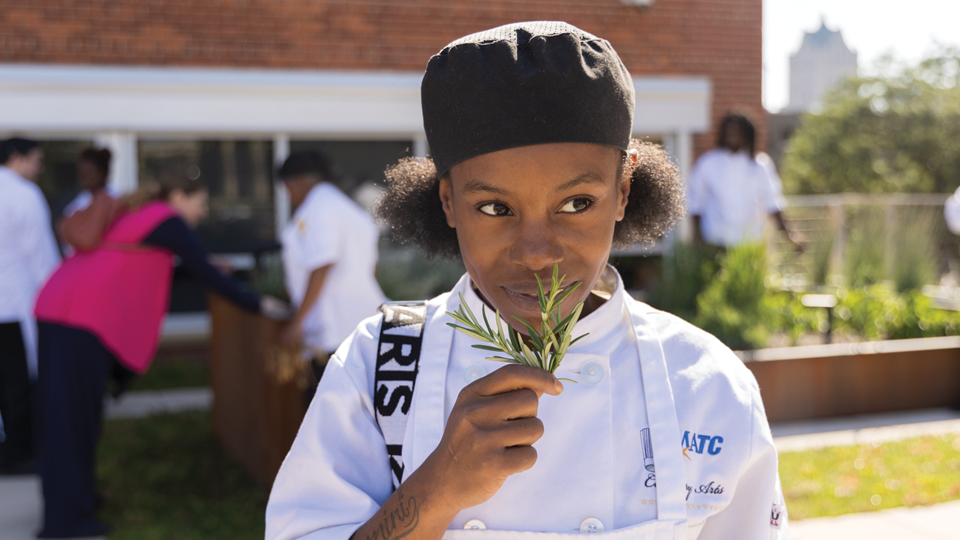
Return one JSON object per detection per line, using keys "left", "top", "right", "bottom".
{"left": 773, "top": 193, "right": 958, "bottom": 291}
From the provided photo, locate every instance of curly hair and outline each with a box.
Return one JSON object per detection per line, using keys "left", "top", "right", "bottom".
{"left": 373, "top": 139, "right": 685, "bottom": 259}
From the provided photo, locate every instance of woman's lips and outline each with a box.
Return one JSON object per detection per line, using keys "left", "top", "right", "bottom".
{"left": 500, "top": 281, "right": 582, "bottom": 313}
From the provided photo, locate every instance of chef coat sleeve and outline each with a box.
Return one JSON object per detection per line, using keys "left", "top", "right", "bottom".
{"left": 694, "top": 388, "right": 789, "bottom": 540}
{"left": 266, "top": 316, "right": 394, "bottom": 540}
{"left": 23, "top": 187, "right": 60, "bottom": 287}
{"left": 686, "top": 155, "right": 706, "bottom": 216}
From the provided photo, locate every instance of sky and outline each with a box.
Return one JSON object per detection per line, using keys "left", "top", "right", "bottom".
{"left": 763, "top": 0, "right": 960, "bottom": 112}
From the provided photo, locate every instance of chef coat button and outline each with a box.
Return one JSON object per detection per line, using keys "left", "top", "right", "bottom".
{"left": 580, "top": 517, "right": 604, "bottom": 533}
{"left": 464, "top": 519, "right": 486, "bottom": 530}
{"left": 581, "top": 361, "right": 604, "bottom": 384}
{"left": 464, "top": 364, "right": 486, "bottom": 383}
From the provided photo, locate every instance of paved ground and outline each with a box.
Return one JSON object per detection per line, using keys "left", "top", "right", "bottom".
{"left": 1, "top": 397, "right": 959, "bottom": 539}
{"left": 771, "top": 407, "right": 960, "bottom": 452}
{"left": 788, "top": 499, "right": 960, "bottom": 540}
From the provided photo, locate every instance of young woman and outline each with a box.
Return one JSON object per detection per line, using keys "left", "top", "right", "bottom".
{"left": 34, "top": 176, "right": 284, "bottom": 538}
{"left": 266, "top": 22, "right": 788, "bottom": 540}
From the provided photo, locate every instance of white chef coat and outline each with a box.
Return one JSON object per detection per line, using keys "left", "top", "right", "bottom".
{"left": 0, "top": 166, "right": 60, "bottom": 378}
{"left": 687, "top": 149, "right": 785, "bottom": 248}
{"left": 281, "top": 182, "right": 387, "bottom": 354}
{"left": 266, "top": 266, "right": 789, "bottom": 540}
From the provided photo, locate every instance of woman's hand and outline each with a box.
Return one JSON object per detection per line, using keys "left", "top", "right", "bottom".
{"left": 421, "top": 364, "right": 563, "bottom": 512}
{"left": 280, "top": 321, "right": 303, "bottom": 352}
{"left": 350, "top": 364, "right": 563, "bottom": 540}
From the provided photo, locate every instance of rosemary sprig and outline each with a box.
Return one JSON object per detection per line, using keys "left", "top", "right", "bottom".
{"left": 446, "top": 264, "right": 588, "bottom": 382}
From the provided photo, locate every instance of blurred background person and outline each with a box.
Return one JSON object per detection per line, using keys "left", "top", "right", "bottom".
{"left": 33, "top": 176, "right": 286, "bottom": 538}
{"left": 687, "top": 112, "right": 803, "bottom": 251}
{"left": 277, "top": 150, "right": 386, "bottom": 401}
{"left": 62, "top": 147, "right": 120, "bottom": 218}
{"left": 0, "top": 137, "right": 59, "bottom": 476}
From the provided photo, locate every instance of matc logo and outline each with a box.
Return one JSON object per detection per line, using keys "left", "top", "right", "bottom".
{"left": 681, "top": 431, "right": 724, "bottom": 457}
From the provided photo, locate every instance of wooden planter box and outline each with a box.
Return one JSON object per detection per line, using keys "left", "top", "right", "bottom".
{"left": 739, "top": 337, "right": 960, "bottom": 423}
{"left": 208, "top": 293, "right": 305, "bottom": 488}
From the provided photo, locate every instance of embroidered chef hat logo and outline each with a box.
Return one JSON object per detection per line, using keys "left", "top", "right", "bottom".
{"left": 421, "top": 21, "right": 636, "bottom": 179}
{"left": 640, "top": 427, "right": 655, "bottom": 472}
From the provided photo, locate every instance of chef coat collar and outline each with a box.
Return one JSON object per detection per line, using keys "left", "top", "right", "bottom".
{"left": 459, "top": 264, "right": 626, "bottom": 351}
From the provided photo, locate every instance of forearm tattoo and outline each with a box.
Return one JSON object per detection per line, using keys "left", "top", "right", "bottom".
{"left": 364, "top": 488, "right": 420, "bottom": 540}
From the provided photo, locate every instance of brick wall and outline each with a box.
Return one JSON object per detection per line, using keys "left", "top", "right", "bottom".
{"left": 0, "top": 0, "right": 764, "bottom": 154}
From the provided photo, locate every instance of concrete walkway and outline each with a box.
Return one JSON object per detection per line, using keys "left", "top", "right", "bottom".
{"left": 2, "top": 401, "right": 959, "bottom": 539}
{"left": 788, "top": 499, "right": 960, "bottom": 540}
{"left": 771, "top": 407, "right": 960, "bottom": 452}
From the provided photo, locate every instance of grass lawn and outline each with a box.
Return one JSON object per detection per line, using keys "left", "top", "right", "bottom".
{"left": 781, "top": 433, "right": 960, "bottom": 520}
{"left": 97, "top": 410, "right": 267, "bottom": 540}
{"left": 128, "top": 360, "right": 209, "bottom": 392}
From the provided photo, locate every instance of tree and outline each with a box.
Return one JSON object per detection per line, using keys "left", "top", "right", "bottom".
{"left": 781, "top": 47, "right": 960, "bottom": 194}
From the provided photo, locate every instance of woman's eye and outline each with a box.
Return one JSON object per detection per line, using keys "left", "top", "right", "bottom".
{"left": 478, "top": 202, "right": 512, "bottom": 216}
{"left": 560, "top": 198, "right": 593, "bottom": 213}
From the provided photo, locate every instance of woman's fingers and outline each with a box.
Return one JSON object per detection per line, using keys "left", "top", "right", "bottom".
{"left": 467, "top": 364, "right": 562, "bottom": 399}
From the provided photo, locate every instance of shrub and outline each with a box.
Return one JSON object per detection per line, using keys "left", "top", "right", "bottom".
{"left": 693, "top": 243, "right": 773, "bottom": 350}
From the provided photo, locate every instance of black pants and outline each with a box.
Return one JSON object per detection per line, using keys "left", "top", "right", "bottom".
{"left": 36, "top": 321, "right": 113, "bottom": 538}
{"left": 0, "top": 321, "right": 34, "bottom": 472}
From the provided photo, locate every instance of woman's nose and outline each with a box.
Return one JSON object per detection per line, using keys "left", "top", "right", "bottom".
{"left": 508, "top": 217, "right": 563, "bottom": 271}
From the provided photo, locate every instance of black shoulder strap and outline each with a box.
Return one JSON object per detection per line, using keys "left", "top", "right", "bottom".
{"left": 374, "top": 301, "right": 427, "bottom": 490}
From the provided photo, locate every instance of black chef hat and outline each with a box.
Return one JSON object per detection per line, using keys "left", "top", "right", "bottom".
{"left": 422, "top": 21, "right": 636, "bottom": 178}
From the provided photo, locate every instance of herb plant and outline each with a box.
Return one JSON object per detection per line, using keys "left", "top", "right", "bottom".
{"left": 446, "top": 264, "right": 588, "bottom": 381}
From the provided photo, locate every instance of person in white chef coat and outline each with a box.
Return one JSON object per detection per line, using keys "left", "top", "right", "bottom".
{"left": 687, "top": 112, "right": 802, "bottom": 252}
{"left": 278, "top": 150, "right": 387, "bottom": 400}
{"left": 266, "top": 22, "right": 789, "bottom": 540}
{"left": 0, "top": 138, "right": 60, "bottom": 475}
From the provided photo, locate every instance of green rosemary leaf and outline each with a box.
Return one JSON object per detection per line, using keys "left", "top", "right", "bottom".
{"left": 472, "top": 344, "right": 508, "bottom": 352}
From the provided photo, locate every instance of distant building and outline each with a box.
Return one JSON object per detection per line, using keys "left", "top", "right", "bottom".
{"left": 787, "top": 20, "right": 858, "bottom": 113}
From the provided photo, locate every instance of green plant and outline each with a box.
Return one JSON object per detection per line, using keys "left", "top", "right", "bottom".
{"left": 249, "top": 252, "right": 288, "bottom": 300}
{"left": 781, "top": 47, "right": 960, "bottom": 195}
{"left": 844, "top": 206, "right": 887, "bottom": 288}
{"left": 446, "top": 264, "right": 587, "bottom": 378}
{"left": 693, "top": 243, "right": 773, "bottom": 350}
{"left": 647, "top": 241, "right": 717, "bottom": 322}
{"left": 888, "top": 206, "right": 941, "bottom": 293}
{"left": 376, "top": 241, "right": 466, "bottom": 301}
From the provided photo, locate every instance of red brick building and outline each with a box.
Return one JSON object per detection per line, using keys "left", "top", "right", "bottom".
{"left": 1, "top": 1, "right": 761, "bottom": 266}
{"left": 1, "top": 0, "right": 763, "bottom": 155}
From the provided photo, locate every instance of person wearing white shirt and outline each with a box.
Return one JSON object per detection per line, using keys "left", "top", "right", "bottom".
{"left": 278, "top": 150, "right": 387, "bottom": 398}
{"left": 266, "top": 22, "right": 788, "bottom": 540}
{"left": 687, "top": 113, "right": 801, "bottom": 251}
{"left": 0, "top": 138, "right": 60, "bottom": 475}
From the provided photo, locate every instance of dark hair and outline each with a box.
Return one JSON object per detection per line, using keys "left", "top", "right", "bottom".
{"left": 374, "top": 139, "right": 685, "bottom": 259}
{"left": 0, "top": 138, "right": 39, "bottom": 164}
{"left": 79, "top": 147, "right": 112, "bottom": 176}
{"left": 278, "top": 150, "right": 334, "bottom": 182}
{"left": 716, "top": 112, "right": 756, "bottom": 156}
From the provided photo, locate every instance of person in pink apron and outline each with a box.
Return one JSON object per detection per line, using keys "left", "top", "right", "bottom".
{"left": 267, "top": 22, "right": 788, "bottom": 540}
{"left": 33, "top": 176, "right": 280, "bottom": 538}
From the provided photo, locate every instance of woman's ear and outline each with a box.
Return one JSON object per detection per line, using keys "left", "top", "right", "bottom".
{"left": 614, "top": 150, "right": 637, "bottom": 222}
{"left": 439, "top": 175, "right": 457, "bottom": 228}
